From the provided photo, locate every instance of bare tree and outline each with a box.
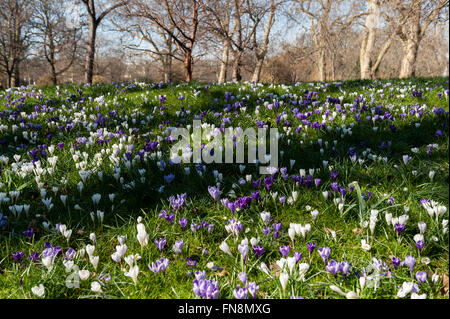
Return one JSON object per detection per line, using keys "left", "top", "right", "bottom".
{"left": 390, "top": 0, "right": 448, "bottom": 78}
{"left": 0, "top": 0, "right": 33, "bottom": 88}
{"left": 113, "top": 2, "right": 178, "bottom": 82}
{"left": 81, "top": 0, "right": 126, "bottom": 84}
{"left": 289, "top": 0, "right": 365, "bottom": 82}
{"left": 204, "top": 0, "right": 236, "bottom": 83}
{"left": 32, "top": 0, "right": 81, "bottom": 85}
{"left": 250, "top": 0, "right": 279, "bottom": 83}
{"left": 122, "top": 0, "right": 204, "bottom": 82}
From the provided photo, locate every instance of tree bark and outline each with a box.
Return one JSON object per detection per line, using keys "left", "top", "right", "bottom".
{"left": 231, "top": 50, "right": 242, "bottom": 82}
{"left": 184, "top": 53, "right": 193, "bottom": 82}
{"left": 218, "top": 39, "right": 230, "bottom": 83}
{"left": 360, "top": 0, "right": 379, "bottom": 79}
{"left": 251, "top": 59, "right": 264, "bottom": 83}
{"left": 317, "top": 47, "right": 326, "bottom": 82}
{"left": 85, "top": 19, "right": 97, "bottom": 84}
{"left": 399, "top": 39, "right": 419, "bottom": 78}
{"left": 12, "top": 67, "right": 20, "bottom": 87}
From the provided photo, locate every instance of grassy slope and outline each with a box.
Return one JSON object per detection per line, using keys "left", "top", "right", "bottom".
{"left": 0, "top": 77, "right": 448, "bottom": 299}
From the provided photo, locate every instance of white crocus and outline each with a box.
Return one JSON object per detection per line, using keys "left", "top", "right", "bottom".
{"left": 279, "top": 272, "right": 289, "bottom": 294}
{"left": 124, "top": 265, "right": 139, "bottom": 285}
{"left": 397, "top": 282, "right": 414, "bottom": 298}
{"left": 136, "top": 223, "right": 149, "bottom": 247}
{"left": 91, "top": 281, "right": 103, "bottom": 293}
{"left": 31, "top": 284, "right": 45, "bottom": 297}
{"left": 78, "top": 269, "right": 90, "bottom": 281}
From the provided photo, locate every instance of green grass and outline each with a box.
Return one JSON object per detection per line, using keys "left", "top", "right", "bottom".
{"left": 0, "top": 77, "right": 448, "bottom": 299}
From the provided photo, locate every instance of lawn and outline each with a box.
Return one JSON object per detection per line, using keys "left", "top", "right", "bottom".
{"left": 0, "top": 77, "right": 448, "bottom": 299}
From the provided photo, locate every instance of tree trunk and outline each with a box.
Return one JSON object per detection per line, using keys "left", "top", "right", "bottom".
{"left": 218, "top": 39, "right": 230, "bottom": 84}
{"left": 360, "top": 0, "right": 378, "bottom": 79}
{"left": 251, "top": 58, "right": 264, "bottom": 83}
{"left": 399, "top": 40, "right": 419, "bottom": 78}
{"left": 231, "top": 50, "right": 242, "bottom": 82}
{"left": 7, "top": 72, "right": 12, "bottom": 88}
{"left": 85, "top": 19, "right": 98, "bottom": 84}
{"left": 184, "top": 52, "right": 193, "bottom": 82}
{"left": 163, "top": 54, "right": 172, "bottom": 82}
{"left": 317, "top": 48, "right": 326, "bottom": 82}
{"left": 51, "top": 63, "right": 57, "bottom": 85}
{"left": 12, "top": 67, "right": 20, "bottom": 87}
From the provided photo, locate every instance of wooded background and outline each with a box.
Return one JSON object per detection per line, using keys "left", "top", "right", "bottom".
{"left": 0, "top": 0, "right": 448, "bottom": 88}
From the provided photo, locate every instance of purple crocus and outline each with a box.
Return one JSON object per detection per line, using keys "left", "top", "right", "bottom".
{"left": 29, "top": 251, "right": 39, "bottom": 262}
{"left": 65, "top": 248, "right": 76, "bottom": 260}
{"left": 233, "top": 287, "right": 248, "bottom": 299}
{"left": 238, "top": 243, "right": 249, "bottom": 260}
{"left": 193, "top": 278, "right": 219, "bottom": 299}
{"left": 294, "top": 252, "right": 302, "bottom": 263}
{"left": 416, "top": 240, "right": 425, "bottom": 252}
{"left": 179, "top": 218, "right": 188, "bottom": 230}
{"left": 318, "top": 247, "right": 331, "bottom": 264}
{"left": 22, "top": 228, "right": 34, "bottom": 238}
{"left": 394, "top": 223, "right": 405, "bottom": 235}
{"left": 252, "top": 245, "right": 264, "bottom": 257}
{"left": 404, "top": 255, "right": 416, "bottom": 274}
{"left": 12, "top": 251, "right": 24, "bottom": 262}
{"left": 247, "top": 282, "right": 259, "bottom": 298}
{"left": 187, "top": 256, "right": 198, "bottom": 267}
{"left": 148, "top": 257, "right": 170, "bottom": 274}
{"left": 208, "top": 186, "right": 221, "bottom": 201}
{"left": 339, "top": 261, "right": 350, "bottom": 279}
{"left": 238, "top": 272, "right": 247, "bottom": 285}
{"left": 307, "top": 242, "right": 316, "bottom": 254}
{"left": 280, "top": 245, "right": 290, "bottom": 258}
{"left": 155, "top": 238, "right": 167, "bottom": 252}
{"left": 326, "top": 260, "right": 339, "bottom": 277}
{"left": 392, "top": 257, "right": 401, "bottom": 269}
{"left": 415, "top": 271, "right": 427, "bottom": 284}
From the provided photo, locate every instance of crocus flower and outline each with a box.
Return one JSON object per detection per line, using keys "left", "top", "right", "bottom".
{"left": 416, "top": 240, "right": 425, "bottom": 252}
{"left": 416, "top": 271, "right": 427, "bottom": 284}
{"left": 233, "top": 287, "right": 247, "bottom": 299}
{"left": 392, "top": 257, "right": 401, "bottom": 269}
{"left": 179, "top": 218, "right": 188, "bottom": 230}
{"left": 173, "top": 240, "right": 184, "bottom": 255}
{"left": 149, "top": 258, "right": 170, "bottom": 274}
{"left": 318, "top": 247, "right": 331, "bottom": 264}
{"left": 31, "top": 284, "right": 45, "bottom": 298}
{"left": 219, "top": 241, "right": 233, "bottom": 256}
{"left": 193, "top": 278, "right": 219, "bottom": 299}
{"left": 394, "top": 223, "right": 405, "bottom": 235}
{"left": 238, "top": 243, "right": 249, "bottom": 260}
{"left": 339, "top": 261, "right": 350, "bottom": 279}
{"left": 307, "top": 242, "right": 316, "bottom": 254}
{"left": 326, "top": 260, "right": 340, "bottom": 277}
{"left": 124, "top": 265, "right": 139, "bottom": 285}
{"left": 252, "top": 245, "right": 264, "bottom": 257}
{"left": 187, "top": 257, "right": 198, "bottom": 267}
{"left": 404, "top": 255, "right": 416, "bottom": 274}
{"left": 12, "top": 251, "right": 24, "bottom": 262}
{"left": 280, "top": 245, "right": 290, "bottom": 258}
{"left": 208, "top": 186, "right": 220, "bottom": 201}
{"left": 247, "top": 282, "right": 259, "bottom": 298}
{"left": 294, "top": 252, "right": 302, "bottom": 263}
{"left": 155, "top": 238, "right": 167, "bottom": 252}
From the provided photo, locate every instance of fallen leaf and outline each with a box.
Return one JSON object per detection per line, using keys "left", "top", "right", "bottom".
{"left": 441, "top": 274, "right": 449, "bottom": 295}
{"left": 216, "top": 269, "right": 228, "bottom": 277}
{"left": 270, "top": 262, "right": 281, "bottom": 277}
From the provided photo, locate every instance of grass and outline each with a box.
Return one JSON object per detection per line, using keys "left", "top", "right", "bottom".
{"left": 0, "top": 77, "right": 448, "bottom": 299}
